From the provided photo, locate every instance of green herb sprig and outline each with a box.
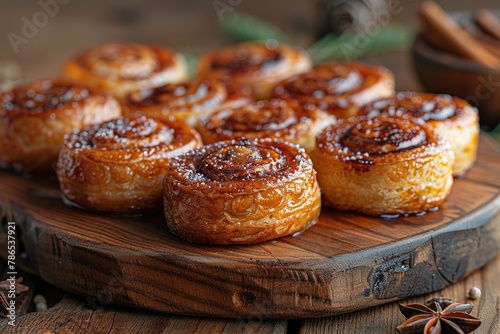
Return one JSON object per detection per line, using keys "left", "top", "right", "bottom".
{"left": 218, "top": 11, "right": 292, "bottom": 45}
{"left": 217, "top": 11, "right": 413, "bottom": 64}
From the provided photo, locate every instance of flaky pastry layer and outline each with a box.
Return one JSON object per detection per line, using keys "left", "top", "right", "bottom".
{"left": 272, "top": 62, "right": 395, "bottom": 119}
{"left": 164, "top": 138, "right": 321, "bottom": 244}
{"left": 64, "top": 42, "right": 187, "bottom": 99}
{"left": 310, "top": 114, "right": 454, "bottom": 216}
{"left": 0, "top": 79, "right": 120, "bottom": 174}
{"left": 57, "top": 116, "right": 201, "bottom": 214}
{"left": 362, "top": 92, "right": 479, "bottom": 176}
{"left": 199, "top": 99, "right": 335, "bottom": 154}
{"left": 122, "top": 78, "right": 251, "bottom": 129}
{"left": 198, "top": 41, "right": 311, "bottom": 99}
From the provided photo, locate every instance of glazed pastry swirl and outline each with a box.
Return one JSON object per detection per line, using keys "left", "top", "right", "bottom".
{"left": 310, "top": 114, "right": 454, "bottom": 216}
{"left": 83, "top": 44, "right": 161, "bottom": 79}
{"left": 362, "top": 92, "right": 479, "bottom": 176}
{"left": 64, "top": 42, "right": 187, "bottom": 98}
{"left": 57, "top": 116, "right": 202, "bottom": 214}
{"left": 209, "top": 43, "right": 282, "bottom": 74}
{"left": 123, "top": 78, "right": 251, "bottom": 128}
{"left": 200, "top": 99, "right": 335, "bottom": 154}
{"left": 164, "top": 138, "right": 322, "bottom": 244}
{"left": 364, "top": 92, "right": 473, "bottom": 120}
{"left": 83, "top": 118, "right": 173, "bottom": 151}
{"left": 198, "top": 41, "right": 312, "bottom": 99}
{"left": 272, "top": 62, "right": 395, "bottom": 119}
{"left": 0, "top": 79, "right": 120, "bottom": 173}
{"left": 341, "top": 116, "right": 427, "bottom": 155}
{"left": 199, "top": 144, "right": 286, "bottom": 181}
{"left": 3, "top": 82, "right": 88, "bottom": 112}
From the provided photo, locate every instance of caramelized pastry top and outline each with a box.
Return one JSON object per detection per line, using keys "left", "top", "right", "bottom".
{"left": 65, "top": 116, "right": 200, "bottom": 162}
{"left": 316, "top": 113, "right": 446, "bottom": 166}
{"left": 64, "top": 43, "right": 187, "bottom": 98}
{"left": 1, "top": 79, "right": 101, "bottom": 118}
{"left": 168, "top": 138, "right": 312, "bottom": 194}
{"left": 206, "top": 42, "right": 283, "bottom": 75}
{"left": 362, "top": 92, "right": 477, "bottom": 122}
{"left": 202, "top": 99, "right": 332, "bottom": 142}
{"left": 272, "top": 62, "right": 394, "bottom": 117}
{"left": 124, "top": 78, "right": 250, "bottom": 115}
{"left": 198, "top": 41, "right": 312, "bottom": 99}
{"left": 0, "top": 79, "right": 121, "bottom": 174}
{"left": 72, "top": 43, "right": 176, "bottom": 80}
{"left": 341, "top": 116, "right": 427, "bottom": 155}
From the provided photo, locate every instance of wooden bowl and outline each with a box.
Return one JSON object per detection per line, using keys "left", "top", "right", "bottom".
{"left": 411, "top": 13, "right": 500, "bottom": 129}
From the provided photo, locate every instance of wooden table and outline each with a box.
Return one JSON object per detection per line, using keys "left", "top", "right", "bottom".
{"left": 0, "top": 1, "right": 499, "bottom": 332}
{"left": 0, "top": 235, "right": 499, "bottom": 333}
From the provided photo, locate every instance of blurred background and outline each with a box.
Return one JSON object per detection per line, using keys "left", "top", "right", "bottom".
{"left": 1, "top": 0, "right": 500, "bottom": 130}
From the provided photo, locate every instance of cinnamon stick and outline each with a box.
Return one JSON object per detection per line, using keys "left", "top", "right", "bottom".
{"left": 475, "top": 9, "right": 500, "bottom": 42}
{"left": 420, "top": 1, "right": 500, "bottom": 69}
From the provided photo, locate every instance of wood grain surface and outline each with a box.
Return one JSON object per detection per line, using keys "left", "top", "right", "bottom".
{"left": 0, "top": 252, "right": 499, "bottom": 333}
{"left": 300, "top": 253, "right": 500, "bottom": 334}
{"left": 0, "top": 135, "right": 498, "bottom": 319}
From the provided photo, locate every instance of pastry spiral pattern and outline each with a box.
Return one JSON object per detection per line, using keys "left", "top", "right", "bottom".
{"left": 199, "top": 99, "right": 335, "bottom": 154}
{"left": 198, "top": 41, "right": 312, "bottom": 99}
{"left": 64, "top": 42, "right": 187, "bottom": 98}
{"left": 0, "top": 79, "right": 120, "bottom": 174}
{"left": 123, "top": 78, "right": 251, "bottom": 128}
{"left": 361, "top": 92, "right": 479, "bottom": 176}
{"left": 164, "top": 138, "right": 321, "bottom": 244}
{"left": 57, "top": 116, "right": 202, "bottom": 214}
{"left": 310, "top": 114, "right": 454, "bottom": 216}
{"left": 272, "top": 62, "right": 395, "bottom": 119}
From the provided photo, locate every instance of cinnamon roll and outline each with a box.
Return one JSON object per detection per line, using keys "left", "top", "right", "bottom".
{"left": 64, "top": 43, "right": 187, "bottom": 99}
{"left": 198, "top": 41, "right": 312, "bottom": 99}
{"left": 123, "top": 78, "right": 251, "bottom": 128}
{"left": 199, "top": 99, "right": 335, "bottom": 154}
{"left": 361, "top": 92, "right": 479, "bottom": 177}
{"left": 310, "top": 114, "right": 454, "bottom": 216}
{"left": 0, "top": 79, "right": 120, "bottom": 174}
{"left": 164, "top": 138, "right": 321, "bottom": 244}
{"left": 57, "top": 116, "right": 201, "bottom": 214}
{"left": 272, "top": 62, "right": 395, "bottom": 119}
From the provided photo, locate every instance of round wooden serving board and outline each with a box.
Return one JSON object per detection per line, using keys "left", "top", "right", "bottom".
{"left": 0, "top": 135, "right": 499, "bottom": 319}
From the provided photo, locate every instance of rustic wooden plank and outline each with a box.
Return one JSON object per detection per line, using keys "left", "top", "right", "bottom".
{"left": 0, "top": 293, "right": 287, "bottom": 334}
{"left": 464, "top": 133, "right": 500, "bottom": 188}
{"left": 299, "top": 253, "right": 500, "bottom": 333}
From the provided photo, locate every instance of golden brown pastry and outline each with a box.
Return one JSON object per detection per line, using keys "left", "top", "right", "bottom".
{"left": 0, "top": 79, "right": 120, "bottom": 174}
{"left": 57, "top": 116, "right": 201, "bottom": 214}
{"left": 64, "top": 42, "right": 187, "bottom": 99}
{"left": 199, "top": 99, "right": 335, "bottom": 154}
{"left": 272, "top": 62, "right": 395, "bottom": 119}
{"left": 164, "top": 138, "right": 321, "bottom": 244}
{"left": 310, "top": 113, "right": 454, "bottom": 216}
{"left": 197, "top": 41, "right": 312, "bottom": 99}
{"left": 122, "top": 78, "right": 251, "bottom": 128}
{"left": 361, "top": 92, "right": 479, "bottom": 177}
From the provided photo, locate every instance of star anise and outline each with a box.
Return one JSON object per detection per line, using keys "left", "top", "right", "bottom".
{"left": 396, "top": 302, "right": 481, "bottom": 334}
{"left": 426, "top": 297, "right": 455, "bottom": 309}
